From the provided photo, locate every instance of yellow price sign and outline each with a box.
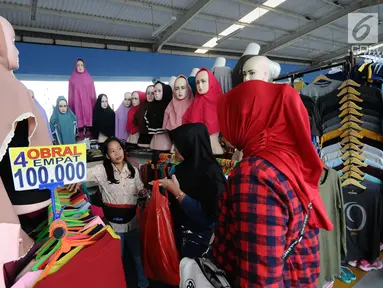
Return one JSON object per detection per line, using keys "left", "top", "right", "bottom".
{"left": 9, "top": 144, "right": 87, "bottom": 191}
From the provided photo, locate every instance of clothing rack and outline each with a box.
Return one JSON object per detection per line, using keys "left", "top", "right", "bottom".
{"left": 275, "top": 53, "right": 354, "bottom": 85}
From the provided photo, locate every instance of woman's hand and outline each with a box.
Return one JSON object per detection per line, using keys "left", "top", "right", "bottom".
{"left": 67, "top": 182, "right": 82, "bottom": 192}
{"left": 153, "top": 175, "right": 181, "bottom": 195}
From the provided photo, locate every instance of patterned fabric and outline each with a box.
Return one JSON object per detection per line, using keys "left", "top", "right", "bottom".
{"left": 212, "top": 157, "right": 320, "bottom": 287}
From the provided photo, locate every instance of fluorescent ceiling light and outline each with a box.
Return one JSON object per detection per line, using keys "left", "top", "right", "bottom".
{"left": 194, "top": 0, "right": 286, "bottom": 54}
{"left": 195, "top": 48, "right": 209, "bottom": 54}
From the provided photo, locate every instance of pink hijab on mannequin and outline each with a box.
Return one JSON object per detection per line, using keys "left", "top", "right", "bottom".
{"left": 163, "top": 75, "right": 194, "bottom": 131}
{"left": 68, "top": 58, "right": 97, "bottom": 128}
{"left": 0, "top": 16, "right": 52, "bottom": 285}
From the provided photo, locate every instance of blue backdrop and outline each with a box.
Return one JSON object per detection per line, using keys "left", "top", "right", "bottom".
{"left": 15, "top": 43, "right": 317, "bottom": 82}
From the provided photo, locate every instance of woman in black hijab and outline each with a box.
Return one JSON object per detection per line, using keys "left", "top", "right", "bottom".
{"left": 92, "top": 94, "right": 115, "bottom": 139}
{"left": 158, "top": 123, "right": 226, "bottom": 258}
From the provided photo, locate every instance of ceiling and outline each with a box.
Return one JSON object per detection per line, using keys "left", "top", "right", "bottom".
{"left": 0, "top": 0, "right": 382, "bottom": 66}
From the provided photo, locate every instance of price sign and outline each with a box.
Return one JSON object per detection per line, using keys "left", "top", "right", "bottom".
{"left": 9, "top": 144, "right": 87, "bottom": 191}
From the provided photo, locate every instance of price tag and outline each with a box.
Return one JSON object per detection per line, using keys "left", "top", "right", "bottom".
{"left": 9, "top": 144, "right": 87, "bottom": 191}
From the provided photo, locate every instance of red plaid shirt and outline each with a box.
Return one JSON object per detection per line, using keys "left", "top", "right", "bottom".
{"left": 212, "top": 157, "right": 320, "bottom": 287}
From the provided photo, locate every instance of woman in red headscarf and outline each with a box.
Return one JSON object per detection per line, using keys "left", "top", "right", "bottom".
{"left": 212, "top": 80, "right": 333, "bottom": 287}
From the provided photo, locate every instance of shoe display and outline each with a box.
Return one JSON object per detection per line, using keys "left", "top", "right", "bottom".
{"left": 348, "top": 260, "right": 358, "bottom": 267}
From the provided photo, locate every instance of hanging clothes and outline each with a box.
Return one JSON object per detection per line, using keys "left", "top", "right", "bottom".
{"left": 163, "top": 75, "right": 194, "bottom": 131}
{"left": 182, "top": 68, "right": 222, "bottom": 135}
{"left": 68, "top": 58, "right": 97, "bottom": 129}
{"left": 145, "top": 82, "right": 172, "bottom": 135}
{"left": 212, "top": 66, "right": 232, "bottom": 93}
{"left": 318, "top": 168, "right": 347, "bottom": 287}
{"left": 126, "top": 91, "right": 146, "bottom": 136}
{"left": 115, "top": 102, "right": 131, "bottom": 140}
{"left": 136, "top": 86, "right": 154, "bottom": 146}
{"left": 50, "top": 96, "right": 78, "bottom": 145}
{"left": 92, "top": 94, "right": 115, "bottom": 139}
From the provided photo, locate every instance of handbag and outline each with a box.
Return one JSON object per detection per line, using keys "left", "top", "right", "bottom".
{"left": 180, "top": 203, "right": 313, "bottom": 288}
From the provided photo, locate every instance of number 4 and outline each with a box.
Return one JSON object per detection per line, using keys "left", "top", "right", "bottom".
{"left": 14, "top": 152, "right": 28, "bottom": 167}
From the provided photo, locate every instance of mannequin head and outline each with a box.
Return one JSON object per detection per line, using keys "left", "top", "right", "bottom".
{"left": 58, "top": 99, "right": 68, "bottom": 114}
{"left": 132, "top": 91, "right": 141, "bottom": 107}
{"left": 242, "top": 42, "right": 261, "bottom": 56}
{"left": 76, "top": 59, "right": 85, "bottom": 73}
{"left": 190, "top": 68, "right": 199, "bottom": 77}
{"left": 242, "top": 56, "right": 270, "bottom": 82}
{"left": 168, "top": 76, "right": 177, "bottom": 89}
{"left": 146, "top": 85, "right": 155, "bottom": 102}
{"left": 154, "top": 82, "right": 163, "bottom": 101}
{"left": 123, "top": 92, "right": 132, "bottom": 107}
{"left": 0, "top": 16, "right": 19, "bottom": 70}
{"left": 195, "top": 70, "right": 209, "bottom": 95}
{"left": 212, "top": 57, "right": 226, "bottom": 68}
{"left": 100, "top": 94, "right": 108, "bottom": 109}
{"left": 174, "top": 77, "right": 189, "bottom": 100}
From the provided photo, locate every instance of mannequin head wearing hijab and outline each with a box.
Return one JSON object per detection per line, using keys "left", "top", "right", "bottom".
{"left": 174, "top": 76, "right": 190, "bottom": 100}
{"left": 0, "top": 16, "right": 19, "bottom": 70}
{"left": 58, "top": 99, "right": 68, "bottom": 114}
{"left": 123, "top": 92, "right": 132, "bottom": 108}
{"left": 146, "top": 85, "right": 155, "bottom": 102}
{"left": 76, "top": 59, "right": 85, "bottom": 73}
{"left": 100, "top": 94, "right": 108, "bottom": 109}
{"left": 242, "top": 56, "right": 270, "bottom": 82}
{"left": 132, "top": 91, "right": 142, "bottom": 107}
{"left": 154, "top": 82, "right": 164, "bottom": 101}
{"left": 195, "top": 70, "right": 210, "bottom": 95}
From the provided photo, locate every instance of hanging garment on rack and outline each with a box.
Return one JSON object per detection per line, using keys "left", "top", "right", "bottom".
{"left": 318, "top": 168, "right": 346, "bottom": 287}
{"left": 212, "top": 66, "right": 233, "bottom": 93}
{"left": 300, "top": 79, "right": 343, "bottom": 99}
{"left": 300, "top": 95, "right": 322, "bottom": 136}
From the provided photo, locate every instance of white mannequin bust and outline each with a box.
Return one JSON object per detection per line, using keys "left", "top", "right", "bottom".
{"left": 212, "top": 57, "right": 226, "bottom": 69}
{"left": 189, "top": 68, "right": 199, "bottom": 77}
{"left": 242, "top": 42, "right": 261, "bottom": 56}
{"left": 269, "top": 60, "right": 281, "bottom": 81}
{"left": 123, "top": 92, "right": 132, "bottom": 107}
{"left": 195, "top": 70, "right": 223, "bottom": 155}
{"left": 174, "top": 77, "right": 188, "bottom": 100}
{"left": 242, "top": 56, "right": 271, "bottom": 82}
{"left": 127, "top": 92, "right": 141, "bottom": 144}
{"left": 168, "top": 76, "right": 177, "bottom": 89}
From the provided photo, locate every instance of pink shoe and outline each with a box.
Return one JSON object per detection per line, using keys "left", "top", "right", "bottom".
{"left": 358, "top": 259, "right": 383, "bottom": 272}
{"left": 348, "top": 260, "right": 358, "bottom": 267}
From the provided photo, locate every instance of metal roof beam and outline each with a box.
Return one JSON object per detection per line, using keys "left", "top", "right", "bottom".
{"left": 313, "top": 33, "right": 383, "bottom": 65}
{"left": 261, "top": 0, "right": 380, "bottom": 55}
{"left": 233, "top": 0, "right": 347, "bottom": 33}
{"left": 152, "top": 0, "right": 215, "bottom": 52}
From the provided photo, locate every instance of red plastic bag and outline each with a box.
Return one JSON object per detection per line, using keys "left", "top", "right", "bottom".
{"left": 138, "top": 181, "right": 180, "bottom": 285}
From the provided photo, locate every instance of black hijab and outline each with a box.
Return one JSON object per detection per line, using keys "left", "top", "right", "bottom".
{"left": 232, "top": 55, "right": 253, "bottom": 88}
{"left": 171, "top": 123, "right": 226, "bottom": 220}
{"left": 146, "top": 81, "right": 172, "bottom": 131}
{"left": 93, "top": 94, "right": 115, "bottom": 138}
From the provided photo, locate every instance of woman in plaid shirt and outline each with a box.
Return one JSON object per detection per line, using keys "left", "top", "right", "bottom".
{"left": 213, "top": 80, "right": 333, "bottom": 287}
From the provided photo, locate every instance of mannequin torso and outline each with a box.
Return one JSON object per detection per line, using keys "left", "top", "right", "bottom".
{"left": 127, "top": 91, "right": 145, "bottom": 144}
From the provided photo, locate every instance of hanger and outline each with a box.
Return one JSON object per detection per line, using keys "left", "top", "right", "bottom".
{"left": 339, "top": 94, "right": 363, "bottom": 104}
{"left": 339, "top": 107, "right": 363, "bottom": 118}
{"left": 340, "top": 171, "right": 365, "bottom": 181}
{"left": 339, "top": 101, "right": 363, "bottom": 111}
{"left": 341, "top": 143, "right": 362, "bottom": 153}
{"left": 344, "top": 157, "right": 368, "bottom": 167}
{"left": 340, "top": 129, "right": 363, "bottom": 139}
{"left": 340, "top": 115, "right": 364, "bottom": 125}
{"left": 313, "top": 74, "right": 332, "bottom": 83}
{"left": 338, "top": 79, "right": 361, "bottom": 90}
{"left": 340, "top": 121, "right": 363, "bottom": 131}
{"left": 341, "top": 164, "right": 365, "bottom": 176}
{"left": 341, "top": 151, "right": 365, "bottom": 162}
{"left": 340, "top": 136, "right": 364, "bottom": 146}
{"left": 341, "top": 178, "right": 367, "bottom": 189}
{"left": 337, "top": 87, "right": 361, "bottom": 97}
